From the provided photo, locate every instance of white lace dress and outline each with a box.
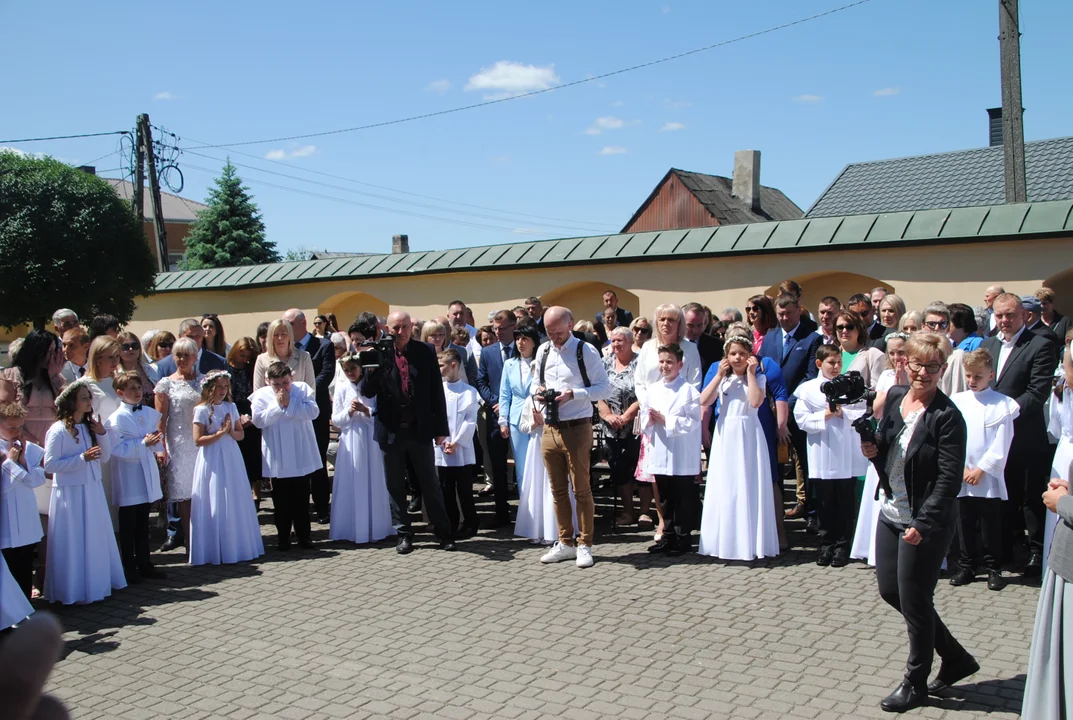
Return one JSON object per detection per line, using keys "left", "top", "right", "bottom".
{"left": 155, "top": 375, "right": 204, "bottom": 502}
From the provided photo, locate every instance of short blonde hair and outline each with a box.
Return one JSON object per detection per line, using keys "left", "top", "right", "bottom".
{"left": 962, "top": 348, "right": 993, "bottom": 372}
{"left": 265, "top": 318, "right": 295, "bottom": 361}
{"left": 879, "top": 294, "right": 907, "bottom": 323}
{"left": 899, "top": 310, "right": 923, "bottom": 332}
{"left": 573, "top": 320, "right": 596, "bottom": 334}
{"left": 87, "top": 336, "right": 121, "bottom": 381}
{"left": 906, "top": 331, "right": 951, "bottom": 365}
{"left": 653, "top": 303, "right": 686, "bottom": 343}
{"left": 172, "top": 337, "right": 200, "bottom": 359}
{"left": 421, "top": 321, "right": 447, "bottom": 344}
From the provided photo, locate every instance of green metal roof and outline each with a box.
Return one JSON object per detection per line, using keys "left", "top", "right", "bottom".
{"left": 152, "top": 200, "right": 1073, "bottom": 293}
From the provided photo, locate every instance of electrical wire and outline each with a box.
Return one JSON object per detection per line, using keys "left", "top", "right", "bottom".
{"left": 193, "top": 0, "right": 874, "bottom": 149}
{"left": 0, "top": 130, "right": 130, "bottom": 144}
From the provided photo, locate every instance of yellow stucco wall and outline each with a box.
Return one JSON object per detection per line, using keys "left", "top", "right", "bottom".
{"left": 117, "top": 236, "right": 1073, "bottom": 343}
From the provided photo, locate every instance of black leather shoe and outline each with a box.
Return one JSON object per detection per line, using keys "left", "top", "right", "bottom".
{"left": 831, "top": 548, "right": 849, "bottom": 568}
{"left": 440, "top": 541, "right": 456, "bottom": 551}
{"left": 648, "top": 537, "right": 673, "bottom": 554}
{"left": 277, "top": 540, "right": 291, "bottom": 551}
{"left": 297, "top": 538, "right": 314, "bottom": 549}
{"left": 880, "top": 681, "right": 927, "bottom": 712}
{"left": 124, "top": 567, "right": 143, "bottom": 585}
{"left": 316, "top": 513, "right": 330, "bottom": 525}
{"left": 396, "top": 536, "right": 414, "bottom": 555}
{"left": 139, "top": 565, "right": 166, "bottom": 580}
{"left": 805, "top": 515, "right": 819, "bottom": 535}
{"left": 927, "top": 654, "right": 980, "bottom": 694}
{"left": 987, "top": 570, "right": 1006, "bottom": 591}
{"left": 407, "top": 497, "right": 422, "bottom": 514}
{"left": 158, "top": 536, "right": 182, "bottom": 552}
{"left": 949, "top": 567, "right": 975, "bottom": 586}
{"left": 1024, "top": 552, "right": 1043, "bottom": 578}
{"left": 816, "top": 547, "right": 833, "bottom": 567}
{"left": 667, "top": 536, "right": 691, "bottom": 556}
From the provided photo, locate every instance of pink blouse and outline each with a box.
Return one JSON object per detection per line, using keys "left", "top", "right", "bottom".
{"left": 1, "top": 367, "right": 66, "bottom": 446}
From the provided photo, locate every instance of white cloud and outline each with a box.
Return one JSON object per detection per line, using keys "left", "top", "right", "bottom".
{"left": 426, "top": 79, "right": 452, "bottom": 95}
{"left": 794, "top": 94, "right": 823, "bottom": 103}
{"left": 663, "top": 98, "right": 691, "bottom": 110}
{"left": 873, "top": 87, "right": 900, "bottom": 97}
{"left": 264, "top": 145, "right": 317, "bottom": 161}
{"left": 611, "top": 100, "right": 625, "bottom": 108}
{"left": 660, "top": 122, "right": 686, "bottom": 132}
{"left": 154, "top": 91, "right": 175, "bottom": 101}
{"left": 584, "top": 116, "right": 627, "bottom": 135}
{"left": 599, "top": 146, "right": 627, "bottom": 155}
{"left": 0, "top": 146, "right": 28, "bottom": 157}
{"left": 464, "top": 60, "right": 560, "bottom": 99}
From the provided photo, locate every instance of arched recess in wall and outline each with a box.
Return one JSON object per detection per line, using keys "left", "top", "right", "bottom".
{"left": 764, "top": 271, "right": 892, "bottom": 312}
{"left": 319, "top": 291, "right": 391, "bottom": 327}
{"left": 540, "top": 281, "right": 640, "bottom": 325}
{"left": 1044, "top": 268, "right": 1073, "bottom": 317}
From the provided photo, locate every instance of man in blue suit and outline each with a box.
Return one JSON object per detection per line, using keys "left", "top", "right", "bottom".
{"left": 154, "top": 318, "right": 227, "bottom": 378}
{"left": 477, "top": 309, "right": 517, "bottom": 525}
{"left": 758, "top": 294, "right": 822, "bottom": 525}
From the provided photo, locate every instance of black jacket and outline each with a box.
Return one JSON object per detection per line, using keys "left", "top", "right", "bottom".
{"left": 361, "top": 339, "right": 449, "bottom": 444}
{"left": 299, "top": 334, "right": 336, "bottom": 413}
{"left": 694, "top": 332, "right": 723, "bottom": 380}
{"left": 873, "top": 386, "right": 966, "bottom": 539}
{"left": 981, "top": 328, "right": 1058, "bottom": 454}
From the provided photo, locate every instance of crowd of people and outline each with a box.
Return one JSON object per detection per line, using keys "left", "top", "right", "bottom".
{"left": 0, "top": 281, "right": 1071, "bottom": 716}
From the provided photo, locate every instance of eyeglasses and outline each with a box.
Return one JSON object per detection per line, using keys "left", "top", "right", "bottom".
{"left": 745, "top": 306, "right": 759, "bottom": 313}
{"left": 313, "top": 320, "right": 325, "bottom": 326}
{"left": 158, "top": 342, "right": 174, "bottom": 350}
{"left": 636, "top": 327, "right": 652, "bottom": 334}
{"left": 908, "top": 360, "right": 943, "bottom": 375}
{"left": 120, "top": 342, "right": 140, "bottom": 351}
{"left": 923, "top": 320, "right": 949, "bottom": 330}
{"left": 835, "top": 324, "right": 855, "bottom": 332}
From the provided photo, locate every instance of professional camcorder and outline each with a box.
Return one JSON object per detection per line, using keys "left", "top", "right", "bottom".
{"left": 537, "top": 388, "right": 562, "bottom": 425}
{"left": 820, "top": 371, "right": 893, "bottom": 500}
{"left": 355, "top": 335, "right": 396, "bottom": 370}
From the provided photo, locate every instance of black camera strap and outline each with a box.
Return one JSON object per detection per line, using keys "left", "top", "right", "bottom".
{"left": 539, "top": 341, "right": 590, "bottom": 388}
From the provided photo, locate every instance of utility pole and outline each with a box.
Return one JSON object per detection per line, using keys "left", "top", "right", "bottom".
{"left": 998, "top": 0, "right": 1027, "bottom": 203}
{"left": 138, "top": 114, "right": 170, "bottom": 272}
{"left": 133, "top": 122, "right": 145, "bottom": 227}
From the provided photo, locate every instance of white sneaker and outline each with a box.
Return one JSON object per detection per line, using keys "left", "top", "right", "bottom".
{"left": 575, "top": 545, "right": 594, "bottom": 568}
{"left": 540, "top": 541, "right": 576, "bottom": 563}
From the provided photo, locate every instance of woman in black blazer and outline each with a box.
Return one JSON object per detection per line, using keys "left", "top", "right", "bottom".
{"left": 861, "top": 332, "right": 978, "bottom": 713}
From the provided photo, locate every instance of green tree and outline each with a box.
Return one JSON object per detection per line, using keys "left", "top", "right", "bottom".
{"left": 179, "top": 160, "right": 279, "bottom": 270}
{"left": 0, "top": 152, "right": 156, "bottom": 330}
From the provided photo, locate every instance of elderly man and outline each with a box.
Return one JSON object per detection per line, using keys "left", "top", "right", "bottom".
{"left": 594, "top": 290, "right": 633, "bottom": 329}
{"left": 983, "top": 284, "right": 1005, "bottom": 334}
{"left": 361, "top": 311, "right": 455, "bottom": 553}
{"left": 51, "top": 309, "right": 79, "bottom": 336}
{"left": 720, "top": 308, "right": 743, "bottom": 325}
{"left": 59, "top": 327, "right": 91, "bottom": 382}
{"left": 682, "top": 302, "right": 722, "bottom": 378}
{"left": 533, "top": 307, "right": 611, "bottom": 568}
{"left": 982, "top": 293, "right": 1059, "bottom": 577}
{"left": 870, "top": 287, "right": 888, "bottom": 314}
{"left": 477, "top": 310, "right": 518, "bottom": 525}
{"left": 155, "top": 319, "right": 227, "bottom": 376}
{"left": 283, "top": 308, "right": 336, "bottom": 524}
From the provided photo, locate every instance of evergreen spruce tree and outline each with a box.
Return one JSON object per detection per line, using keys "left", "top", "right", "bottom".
{"left": 179, "top": 160, "right": 279, "bottom": 269}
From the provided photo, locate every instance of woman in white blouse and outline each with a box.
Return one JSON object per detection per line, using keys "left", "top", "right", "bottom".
{"left": 85, "top": 336, "right": 122, "bottom": 528}
{"left": 253, "top": 318, "right": 315, "bottom": 392}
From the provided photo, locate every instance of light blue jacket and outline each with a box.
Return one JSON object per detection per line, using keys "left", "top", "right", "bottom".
{"left": 498, "top": 356, "right": 532, "bottom": 428}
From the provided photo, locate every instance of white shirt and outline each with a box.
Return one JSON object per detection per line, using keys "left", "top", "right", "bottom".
{"left": 43, "top": 420, "right": 112, "bottom": 488}
{"left": 996, "top": 325, "right": 1026, "bottom": 379}
{"left": 531, "top": 335, "right": 611, "bottom": 422}
{"left": 436, "top": 380, "right": 479, "bottom": 467}
{"left": 251, "top": 382, "right": 323, "bottom": 478}
{"left": 792, "top": 376, "right": 868, "bottom": 479}
{"left": 951, "top": 388, "right": 1020, "bottom": 499}
{"left": 634, "top": 338, "right": 702, "bottom": 406}
{"left": 0, "top": 438, "right": 46, "bottom": 548}
{"left": 639, "top": 375, "right": 701, "bottom": 476}
{"left": 105, "top": 403, "right": 165, "bottom": 507}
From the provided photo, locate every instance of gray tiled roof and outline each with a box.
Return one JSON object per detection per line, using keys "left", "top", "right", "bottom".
{"left": 104, "top": 178, "right": 208, "bottom": 223}
{"left": 807, "top": 136, "right": 1073, "bottom": 218}
{"left": 152, "top": 199, "right": 1073, "bottom": 293}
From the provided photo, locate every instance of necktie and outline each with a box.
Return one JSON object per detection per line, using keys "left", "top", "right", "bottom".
{"left": 782, "top": 332, "right": 793, "bottom": 361}
{"left": 78, "top": 366, "right": 85, "bottom": 377}
{"left": 503, "top": 344, "right": 511, "bottom": 361}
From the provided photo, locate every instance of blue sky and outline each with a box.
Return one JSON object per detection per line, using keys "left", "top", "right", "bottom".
{"left": 3, "top": 0, "right": 1071, "bottom": 256}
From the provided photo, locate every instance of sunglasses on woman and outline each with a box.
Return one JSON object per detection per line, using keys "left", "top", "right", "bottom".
{"left": 636, "top": 327, "right": 652, "bottom": 334}
{"left": 120, "top": 342, "right": 140, "bottom": 352}
{"left": 835, "top": 324, "right": 855, "bottom": 332}
{"left": 746, "top": 306, "right": 759, "bottom": 313}
{"left": 158, "top": 342, "right": 174, "bottom": 350}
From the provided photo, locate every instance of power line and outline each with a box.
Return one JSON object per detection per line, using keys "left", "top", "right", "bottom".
{"left": 194, "top": 0, "right": 874, "bottom": 149}
{"left": 0, "top": 130, "right": 130, "bottom": 144}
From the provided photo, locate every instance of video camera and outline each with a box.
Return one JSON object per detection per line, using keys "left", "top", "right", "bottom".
{"left": 820, "top": 371, "right": 892, "bottom": 501}
{"left": 537, "top": 388, "right": 562, "bottom": 425}
{"left": 355, "top": 335, "right": 396, "bottom": 370}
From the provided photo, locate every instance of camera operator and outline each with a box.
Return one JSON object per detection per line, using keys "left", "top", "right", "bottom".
{"left": 532, "top": 307, "right": 610, "bottom": 569}
{"left": 358, "top": 311, "right": 455, "bottom": 554}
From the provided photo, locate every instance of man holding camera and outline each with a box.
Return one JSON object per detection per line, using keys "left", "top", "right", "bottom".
{"left": 532, "top": 306, "right": 610, "bottom": 568}
{"left": 359, "top": 311, "right": 455, "bottom": 553}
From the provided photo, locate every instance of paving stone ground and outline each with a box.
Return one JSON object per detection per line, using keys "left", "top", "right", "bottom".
{"left": 42, "top": 488, "right": 1033, "bottom": 720}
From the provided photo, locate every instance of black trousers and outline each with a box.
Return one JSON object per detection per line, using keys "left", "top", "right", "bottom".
{"left": 273, "top": 475, "right": 312, "bottom": 544}
{"left": 1003, "top": 450, "right": 1048, "bottom": 553}
{"left": 875, "top": 517, "right": 968, "bottom": 689}
{"left": 957, "top": 496, "right": 1003, "bottom": 571}
{"left": 813, "top": 478, "right": 857, "bottom": 552}
{"left": 654, "top": 475, "right": 700, "bottom": 539}
{"left": 381, "top": 429, "right": 453, "bottom": 541}
{"left": 605, "top": 435, "right": 641, "bottom": 487}
{"left": 1, "top": 544, "right": 35, "bottom": 600}
{"left": 484, "top": 409, "right": 511, "bottom": 519}
{"left": 438, "top": 465, "right": 477, "bottom": 531}
{"left": 118, "top": 503, "right": 152, "bottom": 572}
{"left": 310, "top": 410, "right": 332, "bottom": 516}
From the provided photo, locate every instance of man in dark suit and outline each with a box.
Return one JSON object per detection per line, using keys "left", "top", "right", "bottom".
{"left": 982, "top": 293, "right": 1059, "bottom": 577}
{"left": 525, "top": 296, "right": 548, "bottom": 340}
{"left": 1036, "top": 287, "right": 1071, "bottom": 343}
{"left": 595, "top": 290, "right": 633, "bottom": 329}
{"left": 154, "top": 318, "right": 227, "bottom": 378}
{"left": 283, "top": 308, "right": 336, "bottom": 524}
{"left": 849, "top": 293, "right": 891, "bottom": 351}
{"left": 361, "top": 311, "right": 454, "bottom": 553}
{"left": 777, "top": 280, "right": 818, "bottom": 335}
{"left": 1022, "top": 295, "right": 1061, "bottom": 356}
{"left": 477, "top": 310, "right": 517, "bottom": 525}
{"left": 682, "top": 302, "right": 722, "bottom": 379}
{"left": 759, "top": 294, "right": 822, "bottom": 523}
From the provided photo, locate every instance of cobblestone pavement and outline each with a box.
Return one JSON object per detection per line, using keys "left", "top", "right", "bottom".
{"left": 42, "top": 494, "right": 1033, "bottom": 720}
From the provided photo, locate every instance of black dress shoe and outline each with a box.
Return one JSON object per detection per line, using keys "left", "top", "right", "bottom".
{"left": 987, "top": 570, "right": 1006, "bottom": 591}
{"left": 139, "top": 565, "right": 166, "bottom": 580}
{"left": 440, "top": 541, "right": 457, "bottom": 551}
{"left": 316, "top": 513, "right": 330, "bottom": 525}
{"left": 816, "top": 547, "right": 833, "bottom": 567}
{"left": 927, "top": 654, "right": 980, "bottom": 694}
{"left": 277, "top": 540, "right": 291, "bottom": 551}
{"left": 949, "top": 567, "right": 975, "bottom": 586}
{"left": 831, "top": 548, "right": 849, "bottom": 568}
{"left": 396, "top": 536, "right": 414, "bottom": 555}
{"left": 880, "top": 681, "right": 927, "bottom": 712}
{"left": 158, "top": 536, "right": 182, "bottom": 552}
{"left": 297, "top": 538, "right": 314, "bottom": 549}
{"left": 457, "top": 525, "right": 478, "bottom": 539}
{"left": 407, "top": 497, "right": 422, "bottom": 514}
{"left": 648, "top": 537, "right": 673, "bottom": 554}
{"left": 1024, "top": 552, "right": 1043, "bottom": 578}
{"left": 124, "top": 567, "right": 143, "bottom": 585}
{"left": 805, "top": 515, "right": 819, "bottom": 535}
{"left": 667, "top": 535, "right": 691, "bottom": 556}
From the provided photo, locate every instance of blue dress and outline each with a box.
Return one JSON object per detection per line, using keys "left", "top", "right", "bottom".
{"left": 704, "top": 357, "right": 787, "bottom": 482}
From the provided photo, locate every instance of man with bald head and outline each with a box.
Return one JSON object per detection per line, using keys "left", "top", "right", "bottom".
{"left": 283, "top": 308, "right": 336, "bottom": 523}
{"left": 532, "top": 306, "right": 610, "bottom": 568}
{"left": 361, "top": 310, "right": 455, "bottom": 553}
{"left": 984, "top": 285, "right": 1005, "bottom": 335}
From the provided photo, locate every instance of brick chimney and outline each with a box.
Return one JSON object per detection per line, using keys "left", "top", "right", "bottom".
{"left": 732, "top": 150, "right": 761, "bottom": 212}
{"left": 78, "top": 165, "right": 96, "bottom": 175}
{"left": 392, "top": 234, "right": 409, "bottom": 254}
{"left": 987, "top": 108, "right": 1003, "bottom": 147}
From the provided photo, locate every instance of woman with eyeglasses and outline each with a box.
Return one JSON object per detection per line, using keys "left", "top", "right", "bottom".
{"left": 200, "top": 315, "right": 229, "bottom": 357}
{"left": 835, "top": 310, "right": 886, "bottom": 389}
{"left": 117, "top": 331, "right": 159, "bottom": 407}
{"left": 312, "top": 315, "right": 331, "bottom": 340}
{"left": 860, "top": 332, "right": 976, "bottom": 713}
{"left": 879, "top": 294, "right": 907, "bottom": 331}
{"left": 629, "top": 317, "right": 652, "bottom": 354}
{"left": 746, "top": 295, "right": 777, "bottom": 355}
